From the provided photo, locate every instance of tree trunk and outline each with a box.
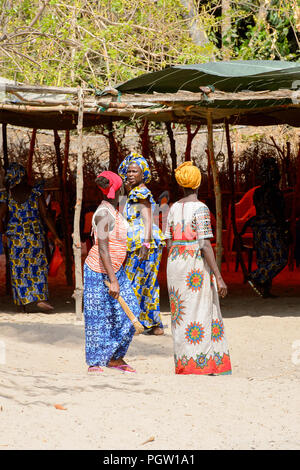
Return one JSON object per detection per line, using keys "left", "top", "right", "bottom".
{"left": 165, "top": 122, "right": 180, "bottom": 200}
{"left": 180, "top": 0, "right": 214, "bottom": 53}
{"left": 2, "top": 123, "right": 11, "bottom": 295}
{"left": 221, "top": 0, "right": 231, "bottom": 59}
{"left": 140, "top": 119, "right": 149, "bottom": 159}
{"left": 107, "top": 119, "right": 119, "bottom": 172}
{"left": 185, "top": 124, "right": 200, "bottom": 161}
{"left": 73, "top": 88, "right": 84, "bottom": 320}
{"left": 225, "top": 118, "right": 248, "bottom": 279}
{"left": 53, "top": 129, "right": 73, "bottom": 286}
{"left": 288, "top": 140, "right": 300, "bottom": 270}
{"left": 27, "top": 128, "right": 37, "bottom": 185}
{"left": 207, "top": 111, "right": 223, "bottom": 270}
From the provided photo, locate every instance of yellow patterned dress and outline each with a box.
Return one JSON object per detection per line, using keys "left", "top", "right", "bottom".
{"left": 0, "top": 184, "right": 49, "bottom": 306}
{"left": 123, "top": 185, "right": 165, "bottom": 329}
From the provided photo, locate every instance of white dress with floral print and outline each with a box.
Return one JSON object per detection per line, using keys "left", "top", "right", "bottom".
{"left": 165, "top": 201, "right": 232, "bottom": 375}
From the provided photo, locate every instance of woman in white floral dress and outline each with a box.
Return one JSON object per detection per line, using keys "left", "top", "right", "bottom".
{"left": 165, "top": 162, "right": 232, "bottom": 375}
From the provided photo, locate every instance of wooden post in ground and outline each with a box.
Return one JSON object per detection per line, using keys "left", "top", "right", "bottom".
{"left": 53, "top": 129, "right": 73, "bottom": 286}
{"left": 107, "top": 119, "right": 119, "bottom": 172}
{"left": 141, "top": 119, "right": 149, "bottom": 159}
{"left": 288, "top": 140, "right": 300, "bottom": 270}
{"left": 207, "top": 111, "right": 223, "bottom": 270}
{"left": 225, "top": 118, "right": 248, "bottom": 279}
{"left": 165, "top": 122, "right": 180, "bottom": 200}
{"left": 184, "top": 124, "right": 200, "bottom": 161}
{"left": 73, "top": 88, "right": 84, "bottom": 320}
{"left": 63, "top": 130, "right": 73, "bottom": 284}
{"left": 2, "top": 124, "right": 9, "bottom": 171}
{"left": 2, "top": 123, "right": 10, "bottom": 295}
{"left": 27, "top": 128, "right": 37, "bottom": 185}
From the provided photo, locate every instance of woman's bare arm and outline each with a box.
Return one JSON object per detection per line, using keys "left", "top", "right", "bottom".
{"left": 95, "top": 213, "right": 119, "bottom": 299}
{"left": 38, "top": 196, "right": 62, "bottom": 245}
{"left": 202, "top": 239, "right": 227, "bottom": 298}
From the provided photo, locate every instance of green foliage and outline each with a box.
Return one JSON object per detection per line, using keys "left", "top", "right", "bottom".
{"left": 218, "top": 0, "right": 300, "bottom": 61}
{"left": 0, "top": 0, "right": 298, "bottom": 88}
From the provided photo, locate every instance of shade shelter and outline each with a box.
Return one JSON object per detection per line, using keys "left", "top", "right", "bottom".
{"left": 1, "top": 60, "right": 300, "bottom": 318}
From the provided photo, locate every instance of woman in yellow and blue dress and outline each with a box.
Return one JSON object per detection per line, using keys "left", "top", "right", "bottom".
{"left": 118, "top": 153, "right": 165, "bottom": 335}
{"left": 0, "top": 163, "right": 62, "bottom": 312}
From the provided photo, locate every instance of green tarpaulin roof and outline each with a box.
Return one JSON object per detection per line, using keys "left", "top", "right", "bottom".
{"left": 0, "top": 61, "right": 299, "bottom": 129}
{"left": 117, "top": 60, "right": 300, "bottom": 94}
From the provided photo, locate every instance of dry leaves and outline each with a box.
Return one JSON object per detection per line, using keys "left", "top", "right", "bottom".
{"left": 54, "top": 404, "right": 67, "bottom": 411}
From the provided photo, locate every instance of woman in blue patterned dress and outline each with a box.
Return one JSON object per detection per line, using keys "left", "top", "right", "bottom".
{"left": 118, "top": 153, "right": 165, "bottom": 335}
{"left": 84, "top": 171, "right": 139, "bottom": 373}
{"left": 0, "top": 163, "right": 62, "bottom": 312}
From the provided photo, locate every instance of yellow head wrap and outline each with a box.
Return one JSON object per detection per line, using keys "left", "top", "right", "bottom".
{"left": 174, "top": 162, "right": 201, "bottom": 189}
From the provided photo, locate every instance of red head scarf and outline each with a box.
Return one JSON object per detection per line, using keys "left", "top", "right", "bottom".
{"left": 96, "top": 171, "right": 123, "bottom": 199}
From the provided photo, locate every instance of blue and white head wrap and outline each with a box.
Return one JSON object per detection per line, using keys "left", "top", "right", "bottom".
{"left": 118, "top": 152, "right": 151, "bottom": 184}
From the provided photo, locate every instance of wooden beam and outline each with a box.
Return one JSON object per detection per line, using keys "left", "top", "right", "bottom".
{"left": 53, "top": 130, "right": 73, "bottom": 286}
{"left": 225, "top": 118, "right": 248, "bottom": 279}
{"left": 27, "top": 128, "right": 37, "bottom": 185}
{"left": 2, "top": 123, "right": 8, "bottom": 171}
{"left": 73, "top": 88, "right": 84, "bottom": 320}
{"left": 1, "top": 123, "right": 11, "bottom": 295}
{"left": 288, "top": 139, "right": 300, "bottom": 270}
{"left": 207, "top": 111, "right": 223, "bottom": 270}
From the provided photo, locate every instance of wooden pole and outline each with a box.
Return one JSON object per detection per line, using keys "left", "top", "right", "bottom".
{"left": 63, "top": 130, "right": 73, "bottom": 284}
{"left": 27, "top": 128, "right": 37, "bottom": 185}
{"left": 53, "top": 130, "right": 73, "bottom": 286}
{"left": 288, "top": 140, "right": 300, "bottom": 270}
{"left": 73, "top": 88, "right": 84, "bottom": 320}
{"left": 2, "top": 123, "right": 11, "bottom": 295}
{"left": 225, "top": 118, "right": 248, "bottom": 279}
{"left": 185, "top": 124, "right": 200, "bottom": 161}
{"left": 2, "top": 124, "right": 9, "bottom": 171}
{"left": 165, "top": 122, "right": 180, "bottom": 200}
{"left": 141, "top": 119, "right": 149, "bottom": 159}
{"left": 63, "top": 130, "right": 70, "bottom": 185}
{"left": 107, "top": 119, "right": 119, "bottom": 172}
{"left": 207, "top": 111, "right": 223, "bottom": 270}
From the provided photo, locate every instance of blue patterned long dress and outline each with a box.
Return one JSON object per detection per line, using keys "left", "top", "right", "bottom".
{"left": 83, "top": 202, "right": 139, "bottom": 367}
{"left": 0, "top": 184, "right": 49, "bottom": 306}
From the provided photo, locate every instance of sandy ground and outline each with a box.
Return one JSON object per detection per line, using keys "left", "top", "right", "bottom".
{"left": 0, "top": 256, "right": 300, "bottom": 450}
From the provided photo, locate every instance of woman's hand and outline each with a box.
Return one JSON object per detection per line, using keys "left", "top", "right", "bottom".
{"left": 109, "top": 279, "right": 120, "bottom": 299}
{"left": 139, "top": 245, "right": 149, "bottom": 261}
{"left": 216, "top": 276, "right": 228, "bottom": 298}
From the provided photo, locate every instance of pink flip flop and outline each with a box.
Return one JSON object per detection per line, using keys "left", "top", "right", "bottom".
{"left": 88, "top": 365, "right": 104, "bottom": 374}
{"left": 108, "top": 364, "right": 136, "bottom": 373}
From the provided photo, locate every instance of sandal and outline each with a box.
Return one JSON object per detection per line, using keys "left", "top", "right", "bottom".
{"left": 88, "top": 366, "right": 104, "bottom": 374}
{"left": 146, "top": 326, "right": 164, "bottom": 336}
{"left": 108, "top": 364, "right": 136, "bottom": 373}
